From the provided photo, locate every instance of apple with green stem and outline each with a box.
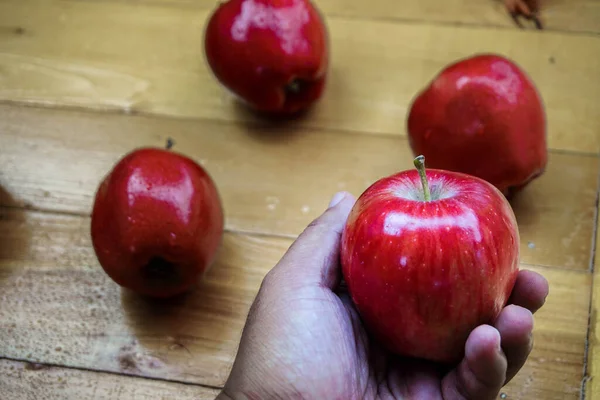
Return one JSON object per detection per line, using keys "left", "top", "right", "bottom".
{"left": 340, "top": 156, "right": 520, "bottom": 363}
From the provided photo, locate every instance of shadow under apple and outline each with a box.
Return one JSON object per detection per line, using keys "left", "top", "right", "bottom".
{"left": 507, "top": 189, "right": 536, "bottom": 228}
{"left": 0, "top": 184, "right": 19, "bottom": 208}
{"left": 505, "top": 186, "right": 544, "bottom": 266}
{"left": 0, "top": 186, "right": 32, "bottom": 283}
{"left": 229, "top": 96, "right": 317, "bottom": 144}
{"left": 120, "top": 244, "right": 248, "bottom": 385}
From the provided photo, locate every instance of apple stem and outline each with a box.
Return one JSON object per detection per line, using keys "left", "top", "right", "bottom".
{"left": 165, "top": 137, "right": 175, "bottom": 150}
{"left": 413, "top": 155, "right": 431, "bottom": 202}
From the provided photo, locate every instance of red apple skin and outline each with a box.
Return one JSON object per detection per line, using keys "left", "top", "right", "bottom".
{"left": 204, "top": 0, "right": 329, "bottom": 115}
{"left": 90, "top": 148, "right": 224, "bottom": 298}
{"left": 407, "top": 54, "right": 547, "bottom": 196}
{"left": 340, "top": 168, "right": 520, "bottom": 364}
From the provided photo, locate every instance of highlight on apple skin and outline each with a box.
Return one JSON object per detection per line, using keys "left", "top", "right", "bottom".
{"left": 340, "top": 155, "right": 520, "bottom": 364}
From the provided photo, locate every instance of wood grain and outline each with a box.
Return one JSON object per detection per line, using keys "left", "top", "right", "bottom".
{"left": 0, "top": 207, "right": 592, "bottom": 398}
{"left": 0, "top": 104, "right": 597, "bottom": 270}
{"left": 1, "top": 0, "right": 599, "bottom": 153}
{"left": 583, "top": 180, "right": 600, "bottom": 400}
{"left": 65, "top": 0, "right": 600, "bottom": 35}
{"left": 0, "top": 358, "right": 219, "bottom": 400}
{"left": 508, "top": 266, "right": 591, "bottom": 400}
{"left": 308, "top": 0, "right": 600, "bottom": 34}
{"left": 0, "top": 1, "right": 597, "bottom": 398}
{"left": 0, "top": 208, "right": 290, "bottom": 387}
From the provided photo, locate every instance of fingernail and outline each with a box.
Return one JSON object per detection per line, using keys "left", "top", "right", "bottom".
{"left": 328, "top": 192, "right": 347, "bottom": 208}
{"left": 493, "top": 328, "right": 502, "bottom": 353}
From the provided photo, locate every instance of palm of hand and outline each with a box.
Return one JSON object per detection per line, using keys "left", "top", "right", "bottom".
{"left": 220, "top": 193, "right": 548, "bottom": 400}
{"left": 254, "top": 285, "right": 505, "bottom": 400}
{"left": 225, "top": 275, "right": 542, "bottom": 400}
{"left": 223, "top": 281, "right": 431, "bottom": 400}
{"left": 284, "top": 285, "right": 450, "bottom": 400}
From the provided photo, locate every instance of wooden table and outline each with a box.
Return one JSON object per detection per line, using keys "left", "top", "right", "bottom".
{"left": 0, "top": 0, "right": 599, "bottom": 398}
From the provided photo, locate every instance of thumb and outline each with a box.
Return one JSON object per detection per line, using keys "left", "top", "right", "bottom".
{"left": 268, "top": 191, "right": 356, "bottom": 290}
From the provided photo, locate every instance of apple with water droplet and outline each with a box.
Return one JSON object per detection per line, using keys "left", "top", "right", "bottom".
{"left": 340, "top": 156, "right": 520, "bottom": 363}
{"left": 204, "top": 0, "right": 329, "bottom": 115}
{"left": 90, "top": 148, "right": 224, "bottom": 298}
{"left": 407, "top": 54, "right": 547, "bottom": 197}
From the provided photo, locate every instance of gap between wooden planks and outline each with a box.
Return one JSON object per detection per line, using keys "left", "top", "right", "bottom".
{"left": 0, "top": 358, "right": 219, "bottom": 400}
{"left": 0, "top": 0, "right": 599, "bottom": 153}
{"left": 0, "top": 104, "right": 597, "bottom": 270}
{"left": 582, "top": 167, "right": 600, "bottom": 400}
{"left": 0, "top": 206, "right": 593, "bottom": 399}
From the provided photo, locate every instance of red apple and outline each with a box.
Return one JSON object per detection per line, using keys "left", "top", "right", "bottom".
{"left": 204, "top": 0, "right": 329, "bottom": 115}
{"left": 407, "top": 54, "right": 547, "bottom": 197}
{"left": 340, "top": 156, "right": 520, "bottom": 364}
{"left": 90, "top": 148, "right": 224, "bottom": 298}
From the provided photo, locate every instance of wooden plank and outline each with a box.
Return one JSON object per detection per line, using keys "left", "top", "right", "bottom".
{"left": 505, "top": 266, "right": 591, "bottom": 400}
{"left": 0, "top": 358, "right": 219, "bottom": 400}
{"left": 0, "top": 208, "right": 591, "bottom": 398}
{"left": 66, "top": 0, "right": 600, "bottom": 35}
{"left": 0, "top": 0, "right": 599, "bottom": 153}
{"left": 307, "top": 0, "right": 600, "bottom": 34}
{"left": 0, "top": 209, "right": 289, "bottom": 387}
{"left": 583, "top": 175, "right": 599, "bottom": 400}
{"left": 0, "top": 104, "right": 597, "bottom": 270}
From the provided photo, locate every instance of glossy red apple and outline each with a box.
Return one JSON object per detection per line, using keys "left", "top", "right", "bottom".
{"left": 340, "top": 156, "right": 520, "bottom": 364}
{"left": 204, "top": 0, "right": 329, "bottom": 115}
{"left": 407, "top": 53, "right": 547, "bottom": 197}
{"left": 90, "top": 148, "right": 224, "bottom": 298}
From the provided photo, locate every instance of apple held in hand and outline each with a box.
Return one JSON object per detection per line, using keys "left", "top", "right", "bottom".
{"left": 340, "top": 156, "right": 520, "bottom": 364}
{"left": 91, "top": 148, "right": 224, "bottom": 298}
{"left": 204, "top": 0, "right": 329, "bottom": 115}
{"left": 407, "top": 54, "right": 547, "bottom": 196}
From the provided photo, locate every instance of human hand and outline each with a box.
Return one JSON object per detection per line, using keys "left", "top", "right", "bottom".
{"left": 504, "top": 0, "right": 543, "bottom": 29}
{"left": 218, "top": 192, "right": 549, "bottom": 400}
